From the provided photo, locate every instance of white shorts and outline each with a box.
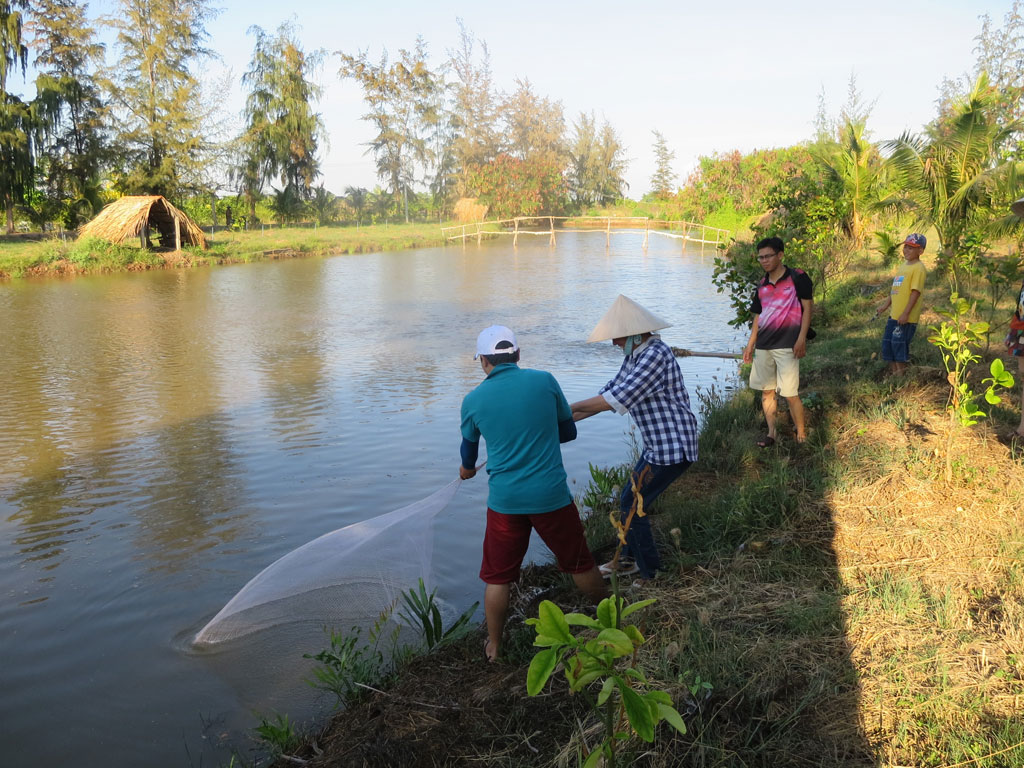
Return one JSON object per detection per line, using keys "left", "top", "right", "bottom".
{"left": 749, "top": 348, "right": 800, "bottom": 398}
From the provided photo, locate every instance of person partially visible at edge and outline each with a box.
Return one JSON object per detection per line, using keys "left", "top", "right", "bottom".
{"left": 459, "top": 325, "right": 606, "bottom": 663}
{"left": 570, "top": 295, "right": 698, "bottom": 584}
{"left": 1005, "top": 277, "right": 1024, "bottom": 439}
{"left": 742, "top": 236, "right": 814, "bottom": 448}
{"left": 1006, "top": 197, "right": 1024, "bottom": 439}
{"left": 875, "top": 233, "right": 928, "bottom": 376}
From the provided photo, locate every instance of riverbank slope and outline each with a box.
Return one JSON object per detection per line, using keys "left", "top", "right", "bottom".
{"left": 0, "top": 223, "right": 446, "bottom": 280}
{"left": 265, "top": 253, "right": 1024, "bottom": 767}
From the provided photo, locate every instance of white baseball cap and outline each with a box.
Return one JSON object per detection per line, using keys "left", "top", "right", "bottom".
{"left": 475, "top": 325, "right": 519, "bottom": 359}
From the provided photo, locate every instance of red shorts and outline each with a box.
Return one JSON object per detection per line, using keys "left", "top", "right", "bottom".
{"left": 479, "top": 501, "right": 596, "bottom": 584}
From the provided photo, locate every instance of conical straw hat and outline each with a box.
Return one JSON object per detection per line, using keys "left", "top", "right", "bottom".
{"left": 1012, "top": 197, "right": 1024, "bottom": 217}
{"left": 587, "top": 295, "right": 672, "bottom": 342}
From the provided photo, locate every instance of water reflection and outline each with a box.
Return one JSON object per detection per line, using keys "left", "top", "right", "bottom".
{"left": 131, "top": 413, "right": 249, "bottom": 574}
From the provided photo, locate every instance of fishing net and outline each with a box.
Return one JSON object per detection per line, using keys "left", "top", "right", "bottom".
{"left": 194, "top": 478, "right": 464, "bottom": 649}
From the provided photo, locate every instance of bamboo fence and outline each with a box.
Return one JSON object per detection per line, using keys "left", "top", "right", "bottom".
{"left": 440, "top": 216, "right": 731, "bottom": 256}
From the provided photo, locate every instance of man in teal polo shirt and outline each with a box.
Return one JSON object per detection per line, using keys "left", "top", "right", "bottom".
{"left": 459, "top": 325, "right": 606, "bottom": 662}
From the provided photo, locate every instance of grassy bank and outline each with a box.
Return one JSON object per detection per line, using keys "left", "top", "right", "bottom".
{"left": 255, "top": 252, "right": 1024, "bottom": 768}
{"left": 0, "top": 222, "right": 446, "bottom": 280}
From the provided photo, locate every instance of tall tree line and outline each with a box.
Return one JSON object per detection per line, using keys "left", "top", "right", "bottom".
{"left": 2, "top": 9, "right": 629, "bottom": 231}
{"left": 1, "top": 0, "right": 32, "bottom": 233}
{"left": 338, "top": 21, "right": 630, "bottom": 219}
{"left": 0, "top": 0, "right": 225, "bottom": 232}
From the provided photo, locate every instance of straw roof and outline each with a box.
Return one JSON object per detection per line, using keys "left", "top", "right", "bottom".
{"left": 79, "top": 195, "right": 208, "bottom": 249}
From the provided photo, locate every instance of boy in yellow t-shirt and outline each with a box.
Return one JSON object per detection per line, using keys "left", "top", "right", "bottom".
{"left": 875, "top": 233, "right": 927, "bottom": 375}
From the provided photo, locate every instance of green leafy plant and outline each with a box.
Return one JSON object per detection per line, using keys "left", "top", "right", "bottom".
{"left": 253, "top": 712, "right": 300, "bottom": 756}
{"left": 526, "top": 467, "right": 686, "bottom": 767}
{"left": 873, "top": 229, "right": 903, "bottom": 268}
{"left": 977, "top": 254, "right": 1024, "bottom": 351}
{"left": 711, "top": 244, "right": 762, "bottom": 328}
{"left": 928, "top": 292, "right": 1015, "bottom": 481}
{"left": 304, "top": 603, "right": 398, "bottom": 706}
{"left": 579, "top": 462, "right": 629, "bottom": 512}
{"left": 525, "top": 597, "right": 686, "bottom": 767}
{"left": 684, "top": 672, "right": 714, "bottom": 700}
{"left": 398, "top": 578, "right": 479, "bottom": 650}
{"left": 305, "top": 626, "right": 382, "bottom": 704}
{"left": 982, "top": 358, "right": 1016, "bottom": 406}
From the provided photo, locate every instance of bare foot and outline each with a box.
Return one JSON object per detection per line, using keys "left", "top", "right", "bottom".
{"left": 484, "top": 638, "right": 499, "bottom": 663}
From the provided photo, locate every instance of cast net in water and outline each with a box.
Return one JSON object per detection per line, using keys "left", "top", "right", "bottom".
{"left": 194, "top": 478, "right": 463, "bottom": 649}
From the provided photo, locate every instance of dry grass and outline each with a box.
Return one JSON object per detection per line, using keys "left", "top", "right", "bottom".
{"left": 453, "top": 198, "right": 488, "bottom": 223}
{"left": 827, "top": 401, "right": 1024, "bottom": 766}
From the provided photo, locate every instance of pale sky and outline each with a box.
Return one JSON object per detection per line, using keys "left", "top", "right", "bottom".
{"left": 21, "top": 0, "right": 1018, "bottom": 198}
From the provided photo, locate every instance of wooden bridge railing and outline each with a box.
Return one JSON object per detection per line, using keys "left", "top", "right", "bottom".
{"left": 440, "top": 216, "right": 731, "bottom": 256}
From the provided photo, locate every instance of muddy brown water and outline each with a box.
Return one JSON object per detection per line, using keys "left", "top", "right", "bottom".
{"left": 0, "top": 234, "right": 742, "bottom": 766}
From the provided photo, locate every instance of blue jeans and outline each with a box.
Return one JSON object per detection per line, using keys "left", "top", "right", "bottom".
{"left": 618, "top": 457, "right": 692, "bottom": 578}
{"left": 882, "top": 318, "right": 917, "bottom": 362}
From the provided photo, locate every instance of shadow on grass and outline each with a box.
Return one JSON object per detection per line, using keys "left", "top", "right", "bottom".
{"left": 623, "top": 381, "right": 875, "bottom": 766}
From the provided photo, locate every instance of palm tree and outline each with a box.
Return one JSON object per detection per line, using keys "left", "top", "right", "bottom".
{"left": 885, "top": 73, "right": 1024, "bottom": 264}
{"left": 345, "top": 186, "right": 368, "bottom": 226}
{"left": 813, "top": 117, "right": 885, "bottom": 248}
{"left": 310, "top": 185, "right": 337, "bottom": 225}
{"left": 269, "top": 184, "right": 306, "bottom": 225}
{"left": 368, "top": 187, "right": 394, "bottom": 223}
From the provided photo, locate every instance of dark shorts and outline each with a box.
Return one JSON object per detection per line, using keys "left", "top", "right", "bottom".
{"left": 480, "top": 502, "right": 596, "bottom": 584}
{"left": 882, "top": 318, "right": 917, "bottom": 362}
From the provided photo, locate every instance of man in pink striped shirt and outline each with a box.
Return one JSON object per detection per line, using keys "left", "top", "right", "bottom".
{"left": 742, "top": 237, "right": 814, "bottom": 447}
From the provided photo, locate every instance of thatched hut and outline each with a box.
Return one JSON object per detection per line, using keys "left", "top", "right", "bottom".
{"left": 79, "top": 195, "right": 208, "bottom": 250}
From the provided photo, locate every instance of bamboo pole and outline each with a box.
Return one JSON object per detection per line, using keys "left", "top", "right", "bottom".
{"left": 549, "top": 216, "right": 555, "bottom": 246}
{"left": 476, "top": 222, "right": 482, "bottom": 245}
{"left": 643, "top": 218, "right": 649, "bottom": 249}
{"left": 671, "top": 347, "right": 742, "bottom": 359}
{"left": 175, "top": 217, "right": 181, "bottom": 251}
{"left": 606, "top": 217, "right": 610, "bottom": 247}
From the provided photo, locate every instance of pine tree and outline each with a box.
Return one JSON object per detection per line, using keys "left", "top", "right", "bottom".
{"left": 973, "top": 0, "right": 1024, "bottom": 154}
{"left": 448, "top": 21, "right": 500, "bottom": 198}
{"left": 568, "top": 112, "right": 629, "bottom": 209}
{"left": 237, "top": 22, "right": 325, "bottom": 222}
{"left": 28, "top": 0, "right": 107, "bottom": 227}
{"left": 103, "top": 0, "right": 217, "bottom": 200}
{"left": 338, "top": 37, "right": 441, "bottom": 222}
{"left": 649, "top": 130, "right": 676, "bottom": 199}
{"left": 503, "top": 78, "right": 566, "bottom": 169}
{"left": 0, "top": 0, "right": 32, "bottom": 233}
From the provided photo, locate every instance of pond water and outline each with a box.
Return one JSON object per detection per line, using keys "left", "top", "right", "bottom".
{"left": 0, "top": 233, "right": 743, "bottom": 767}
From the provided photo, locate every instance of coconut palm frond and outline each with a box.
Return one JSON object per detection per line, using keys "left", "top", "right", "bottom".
{"left": 873, "top": 193, "right": 919, "bottom": 218}
{"left": 984, "top": 212, "right": 1024, "bottom": 240}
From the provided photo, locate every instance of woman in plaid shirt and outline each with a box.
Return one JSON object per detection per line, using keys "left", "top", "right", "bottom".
{"left": 571, "top": 295, "right": 698, "bottom": 583}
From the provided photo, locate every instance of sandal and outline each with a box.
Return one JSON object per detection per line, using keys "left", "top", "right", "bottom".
{"left": 599, "top": 558, "right": 639, "bottom": 578}
{"left": 629, "top": 573, "right": 658, "bottom": 589}
{"left": 756, "top": 435, "right": 776, "bottom": 448}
